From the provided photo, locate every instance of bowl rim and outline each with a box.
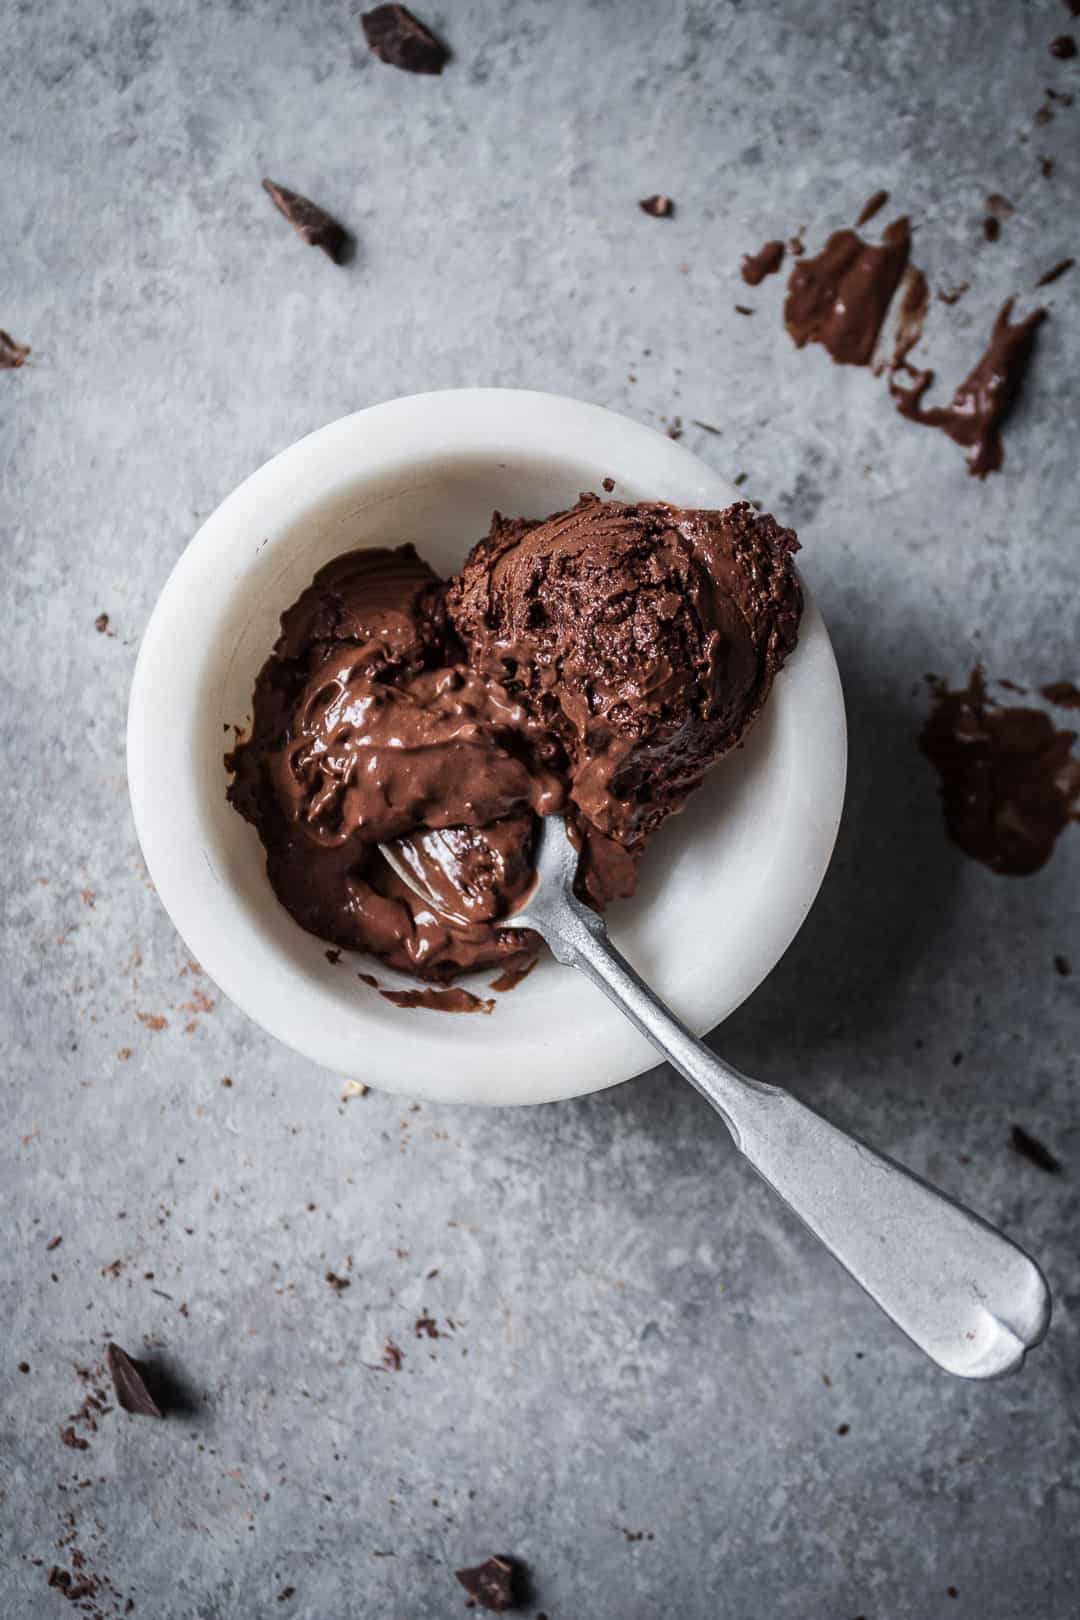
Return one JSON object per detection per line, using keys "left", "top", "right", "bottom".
{"left": 127, "top": 387, "right": 847, "bottom": 1106}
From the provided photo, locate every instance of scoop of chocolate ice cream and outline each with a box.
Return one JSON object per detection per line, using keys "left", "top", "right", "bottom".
{"left": 447, "top": 494, "right": 801, "bottom": 899}
{"left": 228, "top": 496, "right": 802, "bottom": 984}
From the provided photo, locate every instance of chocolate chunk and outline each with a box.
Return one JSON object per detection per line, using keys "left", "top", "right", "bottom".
{"left": 106, "top": 1342, "right": 164, "bottom": 1418}
{"left": 262, "top": 180, "right": 349, "bottom": 263}
{"left": 361, "top": 5, "right": 449, "bottom": 74}
{"left": 920, "top": 668, "right": 1080, "bottom": 873}
{"left": 1035, "top": 257, "right": 1075, "bottom": 287}
{"left": 325, "top": 947, "right": 342, "bottom": 964}
{"left": 741, "top": 239, "right": 785, "bottom": 285}
{"left": 454, "top": 1555, "right": 522, "bottom": 1612}
{"left": 639, "top": 194, "right": 674, "bottom": 218}
{"left": 18, "top": 1361, "right": 30, "bottom": 1373}
{"left": 601, "top": 476, "right": 615, "bottom": 492}
{"left": 0, "top": 330, "right": 31, "bottom": 369}
{"left": 94, "top": 612, "right": 110, "bottom": 633}
{"left": 1010, "top": 1124, "right": 1062, "bottom": 1173}
{"left": 325, "top": 1271, "right": 351, "bottom": 1292}
{"left": 60, "top": 1426, "right": 89, "bottom": 1450}
{"left": 1050, "top": 34, "right": 1077, "bottom": 57}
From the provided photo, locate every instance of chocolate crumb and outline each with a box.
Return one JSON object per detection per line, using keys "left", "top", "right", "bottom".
{"left": 1041, "top": 156, "right": 1055, "bottom": 176}
{"left": 325, "top": 948, "right": 342, "bottom": 964}
{"left": 19, "top": 1361, "right": 30, "bottom": 1373}
{"left": 382, "top": 1339, "right": 404, "bottom": 1371}
{"left": 1035, "top": 257, "right": 1075, "bottom": 287}
{"left": 94, "top": 613, "right": 110, "bottom": 634}
{"left": 856, "top": 188, "right": 890, "bottom": 227}
{"left": 1050, "top": 35, "right": 1077, "bottom": 58}
{"left": 741, "top": 239, "right": 785, "bottom": 285}
{"left": 639, "top": 194, "right": 674, "bottom": 218}
{"left": 734, "top": 304, "right": 754, "bottom": 315}
{"left": 277, "top": 1588, "right": 296, "bottom": 1602}
{"left": 454, "top": 1556, "right": 522, "bottom": 1612}
{"left": 732, "top": 472, "right": 748, "bottom": 486}
{"left": 836, "top": 1422, "right": 850, "bottom": 1435}
{"left": 665, "top": 416, "right": 683, "bottom": 440}
{"left": 947, "top": 1588, "right": 959, "bottom": 1600}
{"left": 692, "top": 419, "right": 722, "bottom": 435}
{"left": 601, "top": 476, "right": 615, "bottom": 492}
{"left": 46, "top": 1235, "right": 63, "bottom": 1251}
{"left": 985, "top": 193, "right": 1014, "bottom": 218}
{"left": 937, "top": 281, "right": 970, "bottom": 305}
{"left": 982, "top": 216, "right": 1001, "bottom": 242}
{"left": 415, "top": 1312, "right": 440, "bottom": 1339}
{"left": 221, "top": 1075, "right": 233, "bottom": 1087}
{"left": 262, "top": 180, "right": 349, "bottom": 264}
{"left": 107, "top": 1342, "right": 164, "bottom": 1418}
{"left": 361, "top": 5, "right": 449, "bottom": 74}
{"left": 325, "top": 1271, "right": 351, "bottom": 1292}
{"left": 1042, "top": 680, "right": 1080, "bottom": 708}
{"left": 60, "top": 1426, "right": 89, "bottom": 1451}
{"left": 1055, "top": 954, "right": 1071, "bottom": 976}
{"left": 1011, "top": 1124, "right": 1062, "bottom": 1173}
{"left": 0, "top": 330, "right": 31, "bottom": 368}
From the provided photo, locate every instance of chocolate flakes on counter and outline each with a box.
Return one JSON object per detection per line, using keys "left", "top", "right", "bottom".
{"left": 454, "top": 1555, "right": 523, "bottom": 1612}
{"left": 1035, "top": 257, "right": 1075, "bottom": 286}
{"left": 1011, "top": 1125, "right": 1063, "bottom": 1173}
{"left": 639, "top": 194, "right": 674, "bottom": 218}
{"left": 361, "top": 5, "right": 449, "bottom": 74}
{"left": 1, "top": 330, "right": 31, "bottom": 368}
{"left": 106, "top": 1343, "right": 164, "bottom": 1418}
{"left": 740, "top": 239, "right": 785, "bottom": 285}
{"left": 262, "top": 180, "right": 350, "bottom": 263}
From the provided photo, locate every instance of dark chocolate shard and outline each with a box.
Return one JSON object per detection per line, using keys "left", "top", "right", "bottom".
{"left": 107, "top": 1342, "right": 164, "bottom": 1418}
{"left": 1010, "top": 1124, "right": 1062, "bottom": 1173}
{"left": 262, "top": 180, "right": 349, "bottom": 264}
{"left": 454, "top": 1555, "right": 522, "bottom": 1612}
{"left": 639, "top": 194, "right": 674, "bottom": 218}
{"left": 361, "top": 5, "right": 449, "bottom": 74}
{"left": 0, "top": 330, "right": 31, "bottom": 369}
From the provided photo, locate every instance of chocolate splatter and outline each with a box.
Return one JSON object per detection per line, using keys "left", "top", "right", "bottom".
{"left": 639, "top": 195, "right": 674, "bottom": 218}
{"left": 1049, "top": 35, "right": 1077, "bottom": 58}
{"left": 455, "top": 1556, "right": 522, "bottom": 1612}
{"left": 382, "top": 1340, "right": 404, "bottom": 1371}
{"left": 262, "top": 180, "right": 349, "bottom": 264}
{"left": 414, "top": 1312, "right": 440, "bottom": 1339}
{"left": 0, "top": 330, "right": 31, "bottom": 369}
{"left": 856, "top": 189, "right": 889, "bottom": 227}
{"left": 890, "top": 266, "right": 929, "bottom": 369}
{"left": 784, "top": 217, "right": 910, "bottom": 366}
{"left": 361, "top": 5, "right": 449, "bottom": 74}
{"left": 489, "top": 959, "right": 536, "bottom": 993}
{"left": 920, "top": 669, "right": 1080, "bottom": 874}
{"left": 1042, "top": 680, "right": 1080, "bottom": 708}
{"left": 378, "top": 984, "right": 495, "bottom": 1014}
{"left": 741, "top": 239, "right": 785, "bottom": 285}
{"left": 106, "top": 1343, "right": 164, "bottom": 1418}
{"left": 891, "top": 299, "right": 1045, "bottom": 477}
{"left": 1035, "top": 257, "right": 1075, "bottom": 286}
{"left": 1011, "top": 1125, "right": 1062, "bottom": 1173}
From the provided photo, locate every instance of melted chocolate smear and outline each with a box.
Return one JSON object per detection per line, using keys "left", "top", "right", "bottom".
{"left": 639, "top": 194, "right": 674, "bottom": 218}
{"left": 784, "top": 217, "right": 910, "bottom": 366}
{"left": 856, "top": 189, "right": 890, "bottom": 227}
{"left": 1042, "top": 680, "right": 1080, "bottom": 709}
{"left": 741, "top": 239, "right": 785, "bottom": 285}
{"left": 1050, "top": 35, "right": 1077, "bottom": 58}
{"left": 454, "top": 1556, "right": 523, "bottom": 1612}
{"left": 920, "top": 669, "right": 1080, "bottom": 874}
{"left": 262, "top": 180, "right": 349, "bottom": 263}
{"left": 362, "top": 5, "right": 449, "bottom": 73}
{"left": 891, "top": 299, "right": 1046, "bottom": 477}
{"left": 361, "top": 971, "right": 495, "bottom": 1014}
{"left": 489, "top": 958, "right": 536, "bottom": 993}
{"left": 1036, "top": 256, "right": 1075, "bottom": 286}
{"left": 890, "top": 266, "right": 929, "bottom": 369}
{"left": 1011, "top": 1124, "right": 1062, "bottom": 1173}
{"left": 0, "top": 330, "right": 31, "bottom": 368}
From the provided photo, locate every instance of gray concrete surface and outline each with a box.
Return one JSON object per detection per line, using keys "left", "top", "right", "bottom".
{"left": 3, "top": 1, "right": 1079, "bottom": 1615}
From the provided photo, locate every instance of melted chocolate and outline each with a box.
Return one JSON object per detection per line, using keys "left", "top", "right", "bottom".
{"left": 891, "top": 266, "right": 929, "bottom": 369}
{"left": 921, "top": 669, "right": 1080, "bottom": 874}
{"left": 891, "top": 299, "right": 1046, "bottom": 477}
{"left": 229, "top": 500, "right": 802, "bottom": 985}
{"left": 741, "top": 240, "right": 785, "bottom": 286}
{"left": 379, "top": 984, "right": 494, "bottom": 1014}
{"left": 784, "top": 218, "right": 911, "bottom": 366}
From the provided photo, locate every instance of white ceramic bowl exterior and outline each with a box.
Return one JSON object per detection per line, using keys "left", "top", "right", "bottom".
{"left": 128, "top": 390, "right": 846, "bottom": 1105}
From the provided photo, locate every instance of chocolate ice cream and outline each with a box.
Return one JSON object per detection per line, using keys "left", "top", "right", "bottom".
{"left": 228, "top": 495, "right": 802, "bottom": 986}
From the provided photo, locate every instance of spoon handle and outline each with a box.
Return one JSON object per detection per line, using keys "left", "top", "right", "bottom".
{"left": 533, "top": 897, "right": 1050, "bottom": 1379}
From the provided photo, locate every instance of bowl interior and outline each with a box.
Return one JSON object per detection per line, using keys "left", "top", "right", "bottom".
{"left": 130, "top": 392, "right": 846, "bottom": 1105}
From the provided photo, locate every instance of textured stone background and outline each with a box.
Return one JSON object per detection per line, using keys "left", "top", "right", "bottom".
{"left": 3, "top": 1, "right": 1079, "bottom": 1615}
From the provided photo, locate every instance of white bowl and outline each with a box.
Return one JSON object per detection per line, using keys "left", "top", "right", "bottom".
{"left": 128, "top": 389, "right": 846, "bottom": 1106}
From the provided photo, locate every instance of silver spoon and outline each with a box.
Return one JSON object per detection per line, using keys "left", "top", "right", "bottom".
{"left": 381, "top": 813, "right": 1050, "bottom": 1378}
